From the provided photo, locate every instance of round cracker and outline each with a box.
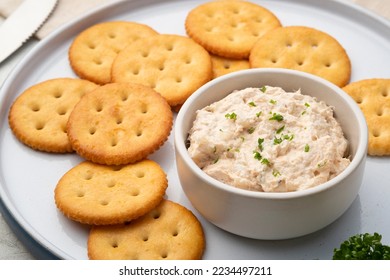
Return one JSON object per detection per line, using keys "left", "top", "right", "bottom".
{"left": 8, "top": 78, "right": 99, "bottom": 153}
{"left": 111, "top": 34, "right": 212, "bottom": 106}
{"left": 249, "top": 26, "right": 351, "bottom": 87}
{"left": 88, "top": 199, "right": 205, "bottom": 260}
{"left": 55, "top": 160, "right": 168, "bottom": 225}
{"left": 210, "top": 54, "right": 250, "bottom": 79}
{"left": 67, "top": 83, "right": 173, "bottom": 165}
{"left": 342, "top": 79, "right": 390, "bottom": 156}
{"left": 185, "top": 0, "right": 281, "bottom": 59}
{"left": 69, "top": 21, "right": 158, "bottom": 85}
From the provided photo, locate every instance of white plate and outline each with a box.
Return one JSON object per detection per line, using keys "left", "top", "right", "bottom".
{"left": 1, "top": 0, "right": 390, "bottom": 260}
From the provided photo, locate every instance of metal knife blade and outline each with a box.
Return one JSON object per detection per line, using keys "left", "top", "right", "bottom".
{"left": 0, "top": 0, "right": 58, "bottom": 64}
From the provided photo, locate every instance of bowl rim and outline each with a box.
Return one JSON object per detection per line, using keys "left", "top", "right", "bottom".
{"left": 174, "top": 68, "right": 368, "bottom": 200}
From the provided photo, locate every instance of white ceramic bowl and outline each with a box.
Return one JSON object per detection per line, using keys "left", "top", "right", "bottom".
{"left": 174, "top": 68, "right": 368, "bottom": 240}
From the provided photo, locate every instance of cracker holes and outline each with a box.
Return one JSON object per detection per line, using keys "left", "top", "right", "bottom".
{"left": 57, "top": 107, "right": 67, "bottom": 116}
{"left": 231, "top": 7, "right": 240, "bottom": 15}
{"left": 382, "top": 89, "right": 389, "bottom": 97}
{"left": 205, "top": 26, "right": 214, "bottom": 32}
{"left": 140, "top": 104, "right": 148, "bottom": 114}
{"left": 112, "top": 48, "right": 121, "bottom": 54}
{"left": 355, "top": 97, "right": 364, "bottom": 104}
{"left": 121, "top": 93, "right": 129, "bottom": 102}
{"left": 94, "top": 58, "right": 103, "bottom": 65}
{"left": 30, "top": 103, "right": 40, "bottom": 112}
{"left": 136, "top": 129, "right": 143, "bottom": 137}
{"left": 141, "top": 50, "right": 149, "bottom": 58}
{"left": 89, "top": 127, "right": 96, "bottom": 135}
{"left": 165, "top": 43, "right": 174, "bottom": 52}
{"left": 100, "top": 200, "right": 109, "bottom": 206}
{"left": 372, "top": 130, "right": 381, "bottom": 138}
{"left": 171, "top": 229, "right": 179, "bottom": 237}
{"left": 205, "top": 12, "right": 214, "bottom": 18}
{"left": 160, "top": 252, "right": 168, "bottom": 259}
{"left": 108, "top": 32, "right": 117, "bottom": 39}
{"left": 270, "top": 58, "right": 278, "bottom": 64}
{"left": 132, "top": 68, "right": 140, "bottom": 75}
{"left": 175, "top": 76, "right": 183, "bottom": 83}
{"left": 136, "top": 170, "right": 145, "bottom": 178}
{"left": 256, "top": 17, "right": 263, "bottom": 23}
{"left": 53, "top": 91, "right": 63, "bottom": 99}
{"left": 223, "top": 62, "right": 231, "bottom": 70}
{"left": 95, "top": 103, "right": 103, "bottom": 112}
{"left": 324, "top": 61, "right": 332, "bottom": 68}
{"left": 87, "top": 43, "right": 96, "bottom": 50}
{"left": 376, "top": 107, "right": 384, "bottom": 117}
{"left": 111, "top": 138, "right": 118, "bottom": 147}
{"left": 142, "top": 235, "right": 149, "bottom": 242}
{"left": 227, "top": 35, "right": 235, "bottom": 42}
{"left": 35, "top": 121, "right": 45, "bottom": 131}
{"left": 131, "top": 189, "right": 140, "bottom": 197}
{"left": 152, "top": 210, "right": 161, "bottom": 220}
{"left": 112, "top": 166, "right": 123, "bottom": 171}
{"left": 116, "top": 116, "right": 123, "bottom": 125}
{"left": 252, "top": 31, "right": 261, "bottom": 37}
{"left": 61, "top": 124, "right": 67, "bottom": 134}
{"left": 84, "top": 172, "right": 93, "bottom": 180}
{"left": 311, "top": 42, "right": 319, "bottom": 48}
{"left": 111, "top": 241, "right": 119, "bottom": 249}
{"left": 76, "top": 190, "right": 85, "bottom": 198}
{"left": 106, "top": 180, "right": 116, "bottom": 188}
{"left": 296, "top": 59, "right": 304, "bottom": 66}
{"left": 185, "top": 57, "right": 192, "bottom": 64}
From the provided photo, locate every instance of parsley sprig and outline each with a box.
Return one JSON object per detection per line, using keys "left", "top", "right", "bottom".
{"left": 333, "top": 233, "right": 390, "bottom": 260}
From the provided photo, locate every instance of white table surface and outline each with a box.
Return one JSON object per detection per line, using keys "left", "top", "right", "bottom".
{"left": 0, "top": 0, "right": 389, "bottom": 260}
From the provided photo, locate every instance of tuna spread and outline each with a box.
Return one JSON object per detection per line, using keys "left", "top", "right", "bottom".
{"left": 187, "top": 86, "right": 350, "bottom": 192}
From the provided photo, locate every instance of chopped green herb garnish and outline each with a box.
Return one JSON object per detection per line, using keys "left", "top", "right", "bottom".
{"left": 225, "top": 112, "right": 237, "bottom": 120}
{"left": 269, "top": 113, "right": 284, "bottom": 122}
{"left": 257, "top": 138, "right": 264, "bottom": 151}
{"left": 270, "top": 99, "right": 277, "bottom": 105}
{"left": 253, "top": 151, "right": 262, "bottom": 161}
{"left": 261, "top": 158, "right": 270, "bottom": 166}
{"left": 283, "top": 134, "right": 294, "bottom": 141}
{"left": 273, "top": 137, "right": 283, "bottom": 145}
{"left": 240, "top": 136, "right": 245, "bottom": 142}
{"left": 213, "top": 157, "right": 219, "bottom": 164}
{"left": 248, "top": 101, "right": 256, "bottom": 107}
{"left": 256, "top": 111, "right": 262, "bottom": 117}
{"left": 305, "top": 102, "right": 311, "bottom": 107}
{"left": 317, "top": 160, "right": 327, "bottom": 168}
{"left": 260, "top": 86, "right": 267, "bottom": 93}
{"left": 301, "top": 110, "right": 307, "bottom": 115}
{"left": 276, "top": 125, "right": 285, "bottom": 134}
{"left": 304, "top": 144, "right": 310, "bottom": 152}
{"left": 272, "top": 170, "right": 281, "bottom": 177}
{"left": 247, "top": 127, "right": 255, "bottom": 134}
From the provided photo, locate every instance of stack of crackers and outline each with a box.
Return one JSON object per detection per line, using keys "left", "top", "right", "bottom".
{"left": 6, "top": 0, "right": 390, "bottom": 259}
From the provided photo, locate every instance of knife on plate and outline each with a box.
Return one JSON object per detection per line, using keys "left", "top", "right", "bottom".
{"left": 0, "top": 0, "right": 58, "bottom": 64}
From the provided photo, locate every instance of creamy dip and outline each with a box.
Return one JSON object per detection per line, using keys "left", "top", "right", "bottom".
{"left": 187, "top": 86, "right": 350, "bottom": 192}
